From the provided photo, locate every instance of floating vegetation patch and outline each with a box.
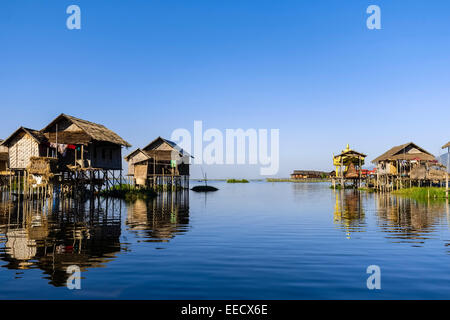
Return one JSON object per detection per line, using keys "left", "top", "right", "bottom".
{"left": 100, "top": 184, "right": 157, "bottom": 201}
{"left": 392, "top": 187, "right": 447, "bottom": 200}
{"left": 226, "top": 179, "right": 249, "bottom": 183}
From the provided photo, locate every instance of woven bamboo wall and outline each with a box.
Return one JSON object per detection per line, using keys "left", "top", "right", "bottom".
{"left": 9, "top": 133, "right": 39, "bottom": 169}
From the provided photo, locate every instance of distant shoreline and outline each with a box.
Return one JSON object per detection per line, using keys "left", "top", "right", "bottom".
{"left": 267, "top": 178, "right": 331, "bottom": 183}
{"left": 191, "top": 178, "right": 331, "bottom": 182}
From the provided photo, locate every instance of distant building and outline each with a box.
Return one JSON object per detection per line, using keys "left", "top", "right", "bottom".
{"left": 290, "top": 170, "right": 330, "bottom": 179}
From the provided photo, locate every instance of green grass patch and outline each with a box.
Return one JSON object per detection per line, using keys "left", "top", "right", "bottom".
{"left": 329, "top": 184, "right": 357, "bottom": 190}
{"left": 100, "top": 184, "right": 157, "bottom": 201}
{"left": 392, "top": 187, "right": 447, "bottom": 200}
{"left": 227, "top": 179, "right": 249, "bottom": 183}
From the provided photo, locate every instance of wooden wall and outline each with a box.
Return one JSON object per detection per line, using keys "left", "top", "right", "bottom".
{"left": 0, "top": 160, "right": 7, "bottom": 171}
{"left": 8, "top": 133, "right": 40, "bottom": 169}
{"left": 89, "top": 143, "right": 123, "bottom": 170}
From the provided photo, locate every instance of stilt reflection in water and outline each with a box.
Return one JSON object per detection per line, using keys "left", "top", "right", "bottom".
{"left": 375, "top": 194, "right": 447, "bottom": 245}
{"left": 126, "top": 191, "right": 190, "bottom": 242}
{"left": 333, "top": 190, "right": 366, "bottom": 239}
{"left": 0, "top": 195, "right": 123, "bottom": 286}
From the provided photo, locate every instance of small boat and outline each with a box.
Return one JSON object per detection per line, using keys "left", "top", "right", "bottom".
{"left": 191, "top": 171, "right": 218, "bottom": 192}
{"left": 191, "top": 185, "right": 218, "bottom": 192}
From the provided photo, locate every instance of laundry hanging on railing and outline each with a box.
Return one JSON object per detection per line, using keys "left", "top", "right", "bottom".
{"left": 49, "top": 143, "right": 69, "bottom": 156}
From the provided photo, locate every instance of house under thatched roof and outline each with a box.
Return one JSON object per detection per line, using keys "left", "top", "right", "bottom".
{"left": 1, "top": 127, "right": 49, "bottom": 170}
{"left": 372, "top": 142, "right": 435, "bottom": 164}
{"left": 125, "top": 137, "right": 191, "bottom": 182}
{"left": 2, "top": 127, "right": 47, "bottom": 147}
{"left": 41, "top": 113, "right": 131, "bottom": 147}
{"left": 442, "top": 142, "right": 450, "bottom": 149}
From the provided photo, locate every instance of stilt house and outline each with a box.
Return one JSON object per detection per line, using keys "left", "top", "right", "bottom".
{"left": 372, "top": 142, "right": 446, "bottom": 183}
{"left": 125, "top": 137, "right": 190, "bottom": 188}
{"left": 40, "top": 113, "right": 131, "bottom": 171}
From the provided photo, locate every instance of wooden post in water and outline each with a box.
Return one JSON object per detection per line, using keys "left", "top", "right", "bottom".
{"left": 359, "top": 156, "right": 362, "bottom": 189}
{"left": 446, "top": 147, "right": 449, "bottom": 200}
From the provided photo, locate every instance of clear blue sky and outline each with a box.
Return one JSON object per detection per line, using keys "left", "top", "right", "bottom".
{"left": 1, "top": 0, "right": 449, "bottom": 178}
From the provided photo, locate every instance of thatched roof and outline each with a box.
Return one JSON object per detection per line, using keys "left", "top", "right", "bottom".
{"left": 42, "top": 114, "right": 131, "bottom": 147}
{"left": 334, "top": 144, "right": 367, "bottom": 158}
{"left": 372, "top": 142, "right": 435, "bottom": 163}
{"left": 143, "top": 136, "right": 190, "bottom": 156}
{"left": 335, "top": 150, "right": 367, "bottom": 158}
{"left": 1, "top": 127, "right": 48, "bottom": 146}
{"left": 124, "top": 148, "right": 150, "bottom": 161}
{"left": 442, "top": 142, "right": 450, "bottom": 149}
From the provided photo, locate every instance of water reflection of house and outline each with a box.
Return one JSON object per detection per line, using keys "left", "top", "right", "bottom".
{"left": 375, "top": 194, "right": 446, "bottom": 244}
{"left": 5, "top": 229, "right": 37, "bottom": 269}
{"left": 0, "top": 202, "right": 47, "bottom": 269}
{"left": 0, "top": 198, "right": 122, "bottom": 286}
{"left": 126, "top": 193, "right": 189, "bottom": 242}
{"left": 333, "top": 191, "right": 366, "bottom": 238}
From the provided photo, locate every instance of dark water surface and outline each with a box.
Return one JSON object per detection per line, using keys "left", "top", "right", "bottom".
{"left": 0, "top": 182, "right": 449, "bottom": 299}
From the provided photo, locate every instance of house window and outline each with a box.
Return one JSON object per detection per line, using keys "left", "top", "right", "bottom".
{"left": 102, "top": 149, "right": 105, "bottom": 160}
{"left": 109, "top": 149, "right": 113, "bottom": 160}
{"left": 94, "top": 148, "right": 97, "bottom": 159}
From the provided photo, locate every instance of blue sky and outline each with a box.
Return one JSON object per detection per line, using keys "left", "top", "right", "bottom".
{"left": 1, "top": 0, "right": 449, "bottom": 178}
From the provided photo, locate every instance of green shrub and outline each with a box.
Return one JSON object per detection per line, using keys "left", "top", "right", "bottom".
{"left": 100, "top": 184, "right": 157, "bottom": 201}
{"left": 392, "top": 187, "right": 447, "bottom": 200}
{"left": 226, "top": 179, "right": 249, "bottom": 183}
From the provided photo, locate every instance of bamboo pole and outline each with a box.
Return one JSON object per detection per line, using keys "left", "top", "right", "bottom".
{"left": 446, "top": 147, "right": 449, "bottom": 200}
{"left": 359, "top": 156, "right": 362, "bottom": 189}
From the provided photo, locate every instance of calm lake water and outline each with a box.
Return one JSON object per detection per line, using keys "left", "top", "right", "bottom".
{"left": 0, "top": 181, "right": 449, "bottom": 299}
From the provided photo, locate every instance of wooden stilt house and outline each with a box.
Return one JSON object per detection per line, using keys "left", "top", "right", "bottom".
{"left": 372, "top": 142, "right": 446, "bottom": 189}
{"left": 40, "top": 113, "right": 131, "bottom": 171}
{"left": 1, "top": 127, "right": 48, "bottom": 171}
{"left": 1, "top": 114, "right": 131, "bottom": 192}
{"left": 125, "top": 137, "right": 190, "bottom": 189}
